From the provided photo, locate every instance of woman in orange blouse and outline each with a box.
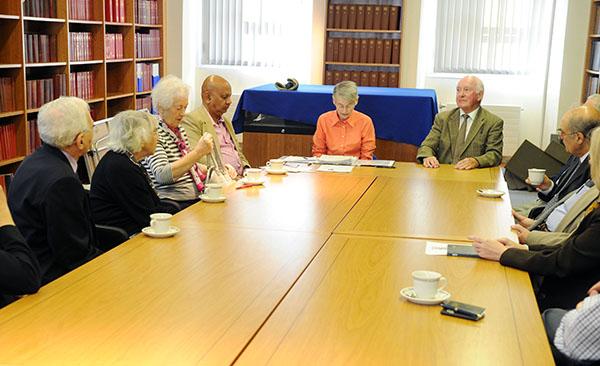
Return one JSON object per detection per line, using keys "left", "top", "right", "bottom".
{"left": 312, "top": 81, "right": 376, "bottom": 160}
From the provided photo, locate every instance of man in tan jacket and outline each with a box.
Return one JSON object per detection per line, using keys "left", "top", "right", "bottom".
{"left": 182, "top": 75, "right": 250, "bottom": 179}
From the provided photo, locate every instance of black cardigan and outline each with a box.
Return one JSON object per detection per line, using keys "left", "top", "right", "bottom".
{"left": 500, "top": 205, "right": 600, "bottom": 311}
{"left": 90, "top": 151, "right": 178, "bottom": 236}
{"left": 0, "top": 225, "right": 41, "bottom": 307}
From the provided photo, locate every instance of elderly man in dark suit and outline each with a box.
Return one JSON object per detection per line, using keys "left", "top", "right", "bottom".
{"left": 8, "top": 96, "right": 101, "bottom": 285}
{"left": 417, "top": 75, "right": 503, "bottom": 170}
{"left": 0, "top": 186, "right": 40, "bottom": 307}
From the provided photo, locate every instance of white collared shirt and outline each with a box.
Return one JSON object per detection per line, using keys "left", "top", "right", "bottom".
{"left": 459, "top": 106, "right": 480, "bottom": 138}
{"left": 541, "top": 152, "right": 590, "bottom": 194}
{"left": 61, "top": 151, "right": 78, "bottom": 173}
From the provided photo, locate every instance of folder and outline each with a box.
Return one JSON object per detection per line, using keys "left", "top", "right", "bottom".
{"left": 505, "top": 139, "right": 566, "bottom": 182}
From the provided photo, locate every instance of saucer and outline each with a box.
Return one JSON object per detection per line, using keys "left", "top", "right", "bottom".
{"left": 199, "top": 194, "right": 226, "bottom": 203}
{"left": 476, "top": 189, "right": 505, "bottom": 198}
{"left": 142, "top": 226, "right": 180, "bottom": 238}
{"left": 240, "top": 177, "right": 265, "bottom": 185}
{"left": 265, "top": 167, "right": 287, "bottom": 175}
{"left": 400, "top": 287, "right": 451, "bottom": 305}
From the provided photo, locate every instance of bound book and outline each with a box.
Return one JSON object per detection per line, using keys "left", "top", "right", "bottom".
{"left": 381, "top": 6, "right": 390, "bottom": 30}
{"left": 373, "top": 6, "right": 382, "bottom": 30}
{"left": 337, "top": 38, "right": 346, "bottom": 62}
{"left": 348, "top": 5, "right": 357, "bottom": 29}
{"left": 375, "top": 40, "right": 384, "bottom": 63}
{"left": 383, "top": 40, "right": 392, "bottom": 64}
{"left": 364, "top": 5, "right": 374, "bottom": 29}
{"left": 340, "top": 5, "right": 349, "bottom": 28}
{"left": 356, "top": 5, "right": 365, "bottom": 29}
{"left": 344, "top": 39, "right": 353, "bottom": 63}
{"left": 392, "top": 39, "right": 400, "bottom": 64}
{"left": 327, "top": 4, "right": 335, "bottom": 27}
{"left": 334, "top": 5, "right": 342, "bottom": 28}
{"left": 378, "top": 72, "right": 388, "bottom": 87}
{"left": 352, "top": 39, "right": 360, "bottom": 63}
{"left": 389, "top": 6, "right": 399, "bottom": 30}
{"left": 367, "top": 39, "right": 376, "bottom": 63}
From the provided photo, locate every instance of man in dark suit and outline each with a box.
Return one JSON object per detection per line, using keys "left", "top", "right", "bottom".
{"left": 0, "top": 186, "right": 40, "bottom": 307}
{"left": 526, "top": 106, "right": 600, "bottom": 219}
{"left": 417, "top": 75, "right": 503, "bottom": 170}
{"left": 8, "top": 97, "right": 101, "bottom": 285}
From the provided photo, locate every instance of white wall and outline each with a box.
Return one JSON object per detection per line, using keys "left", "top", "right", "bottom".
{"left": 166, "top": 0, "right": 590, "bottom": 151}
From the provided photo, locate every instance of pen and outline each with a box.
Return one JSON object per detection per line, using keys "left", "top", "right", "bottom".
{"left": 236, "top": 184, "right": 255, "bottom": 189}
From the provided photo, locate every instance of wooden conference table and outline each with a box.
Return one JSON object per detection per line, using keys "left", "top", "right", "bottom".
{"left": 0, "top": 163, "right": 553, "bottom": 365}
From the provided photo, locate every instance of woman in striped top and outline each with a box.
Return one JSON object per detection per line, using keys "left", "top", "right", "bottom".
{"left": 143, "top": 75, "right": 214, "bottom": 208}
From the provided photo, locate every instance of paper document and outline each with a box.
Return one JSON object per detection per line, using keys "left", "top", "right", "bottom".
{"left": 317, "top": 165, "right": 354, "bottom": 173}
{"left": 425, "top": 241, "right": 449, "bottom": 256}
{"left": 283, "top": 163, "right": 317, "bottom": 173}
{"left": 280, "top": 156, "right": 318, "bottom": 164}
{"left": 318, "top": 155, "right": 358, "bottom": 166}
{"left": 356, "top": 159, "right": 395, "bottom": 168}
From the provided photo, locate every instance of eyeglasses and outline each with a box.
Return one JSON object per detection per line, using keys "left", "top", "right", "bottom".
{"left": 557, "top": 128, "right": 578, "bottom": 138}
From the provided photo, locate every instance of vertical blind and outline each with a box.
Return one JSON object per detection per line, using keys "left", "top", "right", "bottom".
{"left": 201, "top": 0, "right": 311, "bottom": 68}
{"left": 434, "top": 0, "right": 554, "bottom": 74}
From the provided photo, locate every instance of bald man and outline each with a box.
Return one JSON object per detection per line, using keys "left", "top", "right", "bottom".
{"left": 181, "top": 75, "right": 250, "bottom": 179}
{"left": 417, "top": 75, "right": 504, "bottom": 170}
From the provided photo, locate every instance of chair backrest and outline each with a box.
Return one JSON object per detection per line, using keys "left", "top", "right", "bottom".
{"left": 83, "top": 117, "right": 113, "bottom": 180}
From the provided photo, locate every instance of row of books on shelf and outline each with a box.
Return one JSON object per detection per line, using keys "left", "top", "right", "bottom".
{"left": 327, "top": 4, "right": 400, "bottom": 30}
{"left": 70, "top": 71, "right": 95, "bottom": 100}
{"left": 590, "top": 42, "right": 600, "bottom": 71}
{"left": 0, "top": 123, "right": 18, "bottom": 161}
{"left": 23, "top": 0, "right": 57, "bottom": 18}
{"left": 0, "top": 77, "right": 16, "bottom": 113}
{"left": 69, "top": 32, "right": 93, "bottom": 62}
{"left": 326, "top": 37, "right": 400, "bottom": 64}
{"left": 324, "top": 70, "right": 398, "bottom": 88}
{"left": 26, "top": 74, "right": 67, "bottom": 109}
{"left": 28, "top": 119, "right": 42, "bottom": 153}
{"left": 105, "top": 33, "right": 125, "bottom": 60}
{"left": 135, "top": 30, "right": 161, "bottom": 58}
{"left": 68, "top": 0, "right": 92, "bottom": 20}
{"left": 135, "top": 0, "right": 160, "bottom": 25}
{"left": 136, "top": 63, "right": 160, "bottom": 92}
{"left": 25, "top": 33, "right": 57, "bottom": 64}
{"left": 105, "top": 0, "right": 126, "bottom": 23}
{"left": 136, "top": 95, "right": 153, "bottom": 112}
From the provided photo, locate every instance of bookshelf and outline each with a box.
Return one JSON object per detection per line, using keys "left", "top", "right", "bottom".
{"left": 0, "top": 0, "right": 165, "bottom": 171}
{"left": 323, "top": 1, "right": 402, "bottom": 87}
{"left": 583, "top": 0, "right": 600, "bottom": 101}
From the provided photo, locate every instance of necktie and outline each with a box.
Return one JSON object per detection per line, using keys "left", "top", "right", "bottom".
{"left": 536, "top": 160, "right": 581, "bottom": 220}
{"left": 453, "top": 114, "right": 469, "bottom": 163}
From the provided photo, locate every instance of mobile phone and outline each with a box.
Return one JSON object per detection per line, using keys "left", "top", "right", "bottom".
{"left": 447, "top": 244, "right": 479, "bottom": 258}
{"left": 440, "top": 300, "right": 485, "bottom": 321}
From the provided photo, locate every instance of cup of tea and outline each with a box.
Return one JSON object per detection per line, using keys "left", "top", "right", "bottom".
{"left": 528, "top": 168, "right": 546, "bottom": 185}
{"left": 205, "top": 183, "right": 224, "bottom": 199}
{"left": 150, "top": 213, "right": 172, "bottom": 234}
{"left": 267, "top": 159, "right": 284, "bottom": 171}
{"left": 244, "top": 168, "right": 262, "bottom": 182}
{"left": 412, "top": 270, "right": 447, "bottom": 299}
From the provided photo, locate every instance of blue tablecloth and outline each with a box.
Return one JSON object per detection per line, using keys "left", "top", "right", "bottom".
{"left": 232, "top": 84, "right": 438, "bottom": 146}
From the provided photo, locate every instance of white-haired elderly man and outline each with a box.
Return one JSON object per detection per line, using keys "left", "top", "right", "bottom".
{"left": 8, "top": 96, "right": 101, "bottom": 285}
{"left": 143, "top": 75, "right": 214, "bottom": 209}
{"left": 417, "top": 75, "right": 504, "bottom": 170}
{"left": 90, "top": 110, "right": 179, "bottom": 236}
{"left": 312, "top": 80, "right": 376, "bottom": 159}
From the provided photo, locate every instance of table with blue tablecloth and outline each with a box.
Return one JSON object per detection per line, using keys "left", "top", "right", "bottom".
{"left": 232, "top": 84, "right": 438, "bottom": 146}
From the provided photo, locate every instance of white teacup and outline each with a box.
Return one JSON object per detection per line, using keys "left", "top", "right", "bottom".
{"left": 267, "top": 159, "right": 284, "bottom": 171}
{"left": 244, "top": 168, "right": 262, "bottom": 182}
{"left": 150, "top": 213, "right": 172, "bottom": 234}
{"left": 412, "top": 270, "right": 447, "bottom": 299}
{"left": 528, "top": 168, "right": 546, "bottom": 185}
{"left": 205, "top": 183, "right": 224, "bottom": 199}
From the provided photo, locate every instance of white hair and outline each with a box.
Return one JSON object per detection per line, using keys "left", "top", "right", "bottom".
{"left": 38, "top": 96, "right": 90, "bottom": 148}
{"left": 109, "top": 110, "right": 157, "bottom": 153}
{"left": 151, "top": 74, "right": 190, "bottom": 112}
{"left": 463, "top": 75, "right": 484, "bottom": 94}
{"left": 333, "top": 80, "right": 358, "bottom": 102}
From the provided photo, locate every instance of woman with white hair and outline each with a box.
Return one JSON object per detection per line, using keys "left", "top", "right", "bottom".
{"left": 142, "top": 75, "right": 214, "bottom": 208}
{"left": 312, "top": 80, "right": 376, "bottom": 159}
{"left": 90, "top": 110, "right": 178, "bottom": 236}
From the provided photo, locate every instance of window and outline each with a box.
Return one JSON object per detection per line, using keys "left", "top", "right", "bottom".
{"left": 200, "top": 0, "right": 312, "bottom": 68}
{"left": 434, "top": 0, "right": 555, "bottom": 74}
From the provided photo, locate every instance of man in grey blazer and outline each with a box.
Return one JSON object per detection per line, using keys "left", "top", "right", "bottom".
{"left": 182, "top": 75, "right": 250, "bottom": 179}
{"left": 417, "top": 75, "right": 503, "bottom": 170}
{"left": 512, "top": 182, "right": 599, "bottom": 246}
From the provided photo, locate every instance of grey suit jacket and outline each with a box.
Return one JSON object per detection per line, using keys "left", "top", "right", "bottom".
{"left": 527, "top": 186, "right": 599, "bottom": 246}
{"left": 416, "top": 107, "right": 503, "bottom": 167}
{"left": 181, "top": 106, "right": 250, "bottom": 171}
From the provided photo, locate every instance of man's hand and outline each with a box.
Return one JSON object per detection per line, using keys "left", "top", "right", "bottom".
{"left": 469, "top": 236, "right": 508, "bottom": 261}
{"left": 423, "top": 156, "right": 440, "bottom": 168}
{"left": 455, "top": 157, "right": 479, "bottom": 170}
{"left": 225, "top": 164, "right": 237, "bottom": 179}
{"left": 512, "top": 209, "right": 534, "bottom": 227}
{"left": 510, "top": 224, "right": 530, "bottom": 244}
{"left": 588, "top": 280, "right": 600, "bottom": 296}
{"left": 525, "top": 175, "right": 552, "bottom": 191}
